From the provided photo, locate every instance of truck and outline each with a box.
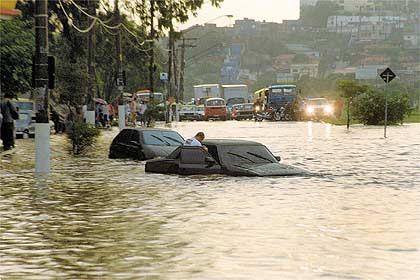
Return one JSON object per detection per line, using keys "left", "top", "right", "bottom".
{"left": 253, "top": 84, "right": 301, "bottom": 121}
{"left": 221, "top": 84, "right": 249, "bottom": 116}
{"left": 193, "top": 84, "right": 221, "bottom": 105}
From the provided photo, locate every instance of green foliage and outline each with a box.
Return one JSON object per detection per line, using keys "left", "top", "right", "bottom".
{"left": 67, "top": 122, "right": 101, "bottom": 155}
{"left": 301, "top": 1, "right": 340, "bottom": 28}
{"left": 0, "top": 18, "right": 34, "bottom": 97}
{"left": 337, "top": 80, "right": 370, "bottom": 99}
{"left": 352, "top": 90, "right": 411, "bottom": 125}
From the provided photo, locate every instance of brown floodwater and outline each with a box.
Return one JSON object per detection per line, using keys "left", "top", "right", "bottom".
{"left": 1, "top": 121, "right": 419, "bottom": 279}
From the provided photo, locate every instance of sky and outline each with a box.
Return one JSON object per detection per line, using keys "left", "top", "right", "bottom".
{"left": 177, "top": 0, "right": 300, "bottom": 30}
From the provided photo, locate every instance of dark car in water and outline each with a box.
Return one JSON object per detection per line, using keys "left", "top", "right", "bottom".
{"left": 231, "top": 103, "right": 255, "bottom": 120}
{"left": 145, "top": 139, "right": 307, "bottom": 176}
{"left": 109, "top": 128, "right": 185, "bottom": 160}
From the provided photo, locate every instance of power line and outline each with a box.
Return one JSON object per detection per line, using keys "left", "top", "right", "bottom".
{"left": 58, "top": 0, "right": 97, "bottom": 33}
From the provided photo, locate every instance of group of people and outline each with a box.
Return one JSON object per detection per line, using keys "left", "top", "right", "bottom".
{"left": 95, "top": 103, "right": 114, "bottom": 128}
{"left": 0, "top": 93, "right": 19, "bottom": 151}
{"left": 127, "top": 97, "right": 148, "bottom": 127}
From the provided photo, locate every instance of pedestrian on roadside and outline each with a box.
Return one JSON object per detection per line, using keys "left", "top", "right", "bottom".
{"left": 0, "top": 93, "right": 19, "bottom": 150}
{"left": 139, "top": 101, "right": 147, "bottom": 126}
{"left": 102, "top": 103, "right": 109, "bottom": 128}
{"left": 129, "top": 97, "right": 138, "bottom": 126}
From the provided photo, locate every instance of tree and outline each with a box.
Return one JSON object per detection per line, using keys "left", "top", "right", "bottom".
{"left": 0, "top": 18, "right": 34, "bottom": 97}
{"left": 301, "top": 1, "right": 340, "bottom": 28}
{"left": 337, "top": 80, "right": 370, "bottom": 129}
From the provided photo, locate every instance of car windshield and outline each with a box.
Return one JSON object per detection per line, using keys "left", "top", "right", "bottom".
{"left": 16, "top": 113, "right": 31, "bottom": 125}
{"left": 206, "top": 99, "right": 225, "bottom": 106}
{"left": 16, "top": 102, "right": 34, "bottom": 111}
{"left": 242, "top": 104, "right": 254, "bottom": 110}
{"left": 221, "top": 145, "right": 276, "bottom": 165}
{"left": 270, "top": 87, "right": 296, "bottom": 96}
{"left": 143, "top": 131, "right": 184, "bottom": 146}
{"left": 307, "top": 99, "right": 328, "bottom": 106}
{"left": 227, "top": 98, "right": 245, "bottom": 106}
{"left": 181, "top": 106, "right": 195, "bottom": 111}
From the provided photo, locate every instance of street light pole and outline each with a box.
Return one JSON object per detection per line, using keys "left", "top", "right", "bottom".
{"left": 34, "top": 0, "right": 50, "bottom": 174}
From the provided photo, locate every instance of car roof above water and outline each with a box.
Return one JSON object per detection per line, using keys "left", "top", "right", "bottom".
{"left": 203, "top": 139, "right": 264, "bottom": 146}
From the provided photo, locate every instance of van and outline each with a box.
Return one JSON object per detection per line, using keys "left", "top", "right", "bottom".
{"left": 204, "top": 98, "right": 227, "bottom": 121}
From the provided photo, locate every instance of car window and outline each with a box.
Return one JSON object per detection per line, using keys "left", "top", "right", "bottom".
{"left": 16, "top": 113, "right": 31, "bottom": 124}
{"left": 16, "top": 102, "right": 34, "bottom": 111}
{"left": 129, "top": 130, "right": 140, "bottom": 143}
{"left": 206, "top": 99, "right": 225, "bottom": 106}
{"left": 180, "top": 148, "right": 206, "bottom": 164}
{"left": 143, "top": 131, "right": 184, "bottom": 146}
{"left": 114, "top": 129, "right": 132, "bottom": 144}
{"left": 221, "top": 145, "right": 276, "bottom": 165}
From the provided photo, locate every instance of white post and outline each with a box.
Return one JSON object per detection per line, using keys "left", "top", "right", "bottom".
{"left": 35, "top": 123, "right": 50, "bottom": 174}
{"left": 118, "top": 105, "right": 125, "bottom": 130}
{"left": 86, "top": 110, "right": 95, "bottom": 125}
{"left": 175, "top": 103, "right": 180, "bottom": 122}
{"left": 384, "top": 82, "right": 388, "bottom": 138}
{"left": 82, "top": 105, "right": 87, "bottom": 121}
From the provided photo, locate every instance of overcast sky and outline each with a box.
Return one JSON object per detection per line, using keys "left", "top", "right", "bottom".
{"left": 177, "top": 0, "right": 300, "bottom": 30}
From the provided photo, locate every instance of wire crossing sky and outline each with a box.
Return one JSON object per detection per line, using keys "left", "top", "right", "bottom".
{"left": 178, "top": 0, "right": 300, "bottom": 29}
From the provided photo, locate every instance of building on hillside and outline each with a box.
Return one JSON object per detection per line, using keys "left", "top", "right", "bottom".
{"left": 290, "top": 64, "right": 319, "bottom": 79}
{"left": 355, "top": 65, "right": 387, "bottom": 80}
{"left": 403, "top": 34, "right": 420, "bottom": 48}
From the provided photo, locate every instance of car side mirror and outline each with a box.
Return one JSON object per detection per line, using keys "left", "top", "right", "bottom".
{"left": 275, "top": 156, "right": 281, "bottom": 162}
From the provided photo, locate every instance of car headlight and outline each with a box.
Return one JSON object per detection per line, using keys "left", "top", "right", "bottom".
{"left": 306, "top": 106, "right": 314, "bottom": 114}
{"left": 324, "top": 105, "right": 333, "bottom": 114}
{"left": 255, "top": 105, "right": 261, "bottom": 112}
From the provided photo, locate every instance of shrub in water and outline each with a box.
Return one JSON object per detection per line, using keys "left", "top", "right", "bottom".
{"left": 67, "top": 122, "right": 100, "bottom": 155}
{"left": 352, "top": 90, "right": 411, "bottom": 125}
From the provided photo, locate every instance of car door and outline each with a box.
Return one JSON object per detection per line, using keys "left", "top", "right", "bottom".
{"left": 114, "top": 129, "right": 133, "bottom": 158}
{"left": 178, "top": 147, "right": 221, "bottom": 175}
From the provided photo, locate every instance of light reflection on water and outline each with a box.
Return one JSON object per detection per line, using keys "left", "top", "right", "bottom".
{"left": 1, "top": 121, "right": 420, "bottom": 279}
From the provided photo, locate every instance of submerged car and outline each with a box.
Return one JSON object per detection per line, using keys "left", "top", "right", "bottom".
{"left": 179, "top": 104, "right": 201, "bottom": 121}
{"left": 109, "top": 128, "right": 185, "bottom": 160}
{"left": 146, "top": 139, "right": 307, "bottom": 177}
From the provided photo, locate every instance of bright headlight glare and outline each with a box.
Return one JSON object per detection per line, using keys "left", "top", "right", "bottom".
{"left": 255, "top": 106, "right": 261, "bottom": 112}
{"left": 324, "top": 105, "right": 333, "bottom": 114}
{"left": 306, "top": 106, "right": 314, "bottom": 114}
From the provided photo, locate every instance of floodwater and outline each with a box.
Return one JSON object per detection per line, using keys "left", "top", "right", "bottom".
{"left": 1, "top": 121, "right": 419, "bottom": 280}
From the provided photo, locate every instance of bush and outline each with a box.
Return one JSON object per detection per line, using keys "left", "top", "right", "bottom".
{"left": 67, "top": 122, "right": 100, "bottom": 155}
{"left": 352, "top": 90, "right": 411, "bottom": 125}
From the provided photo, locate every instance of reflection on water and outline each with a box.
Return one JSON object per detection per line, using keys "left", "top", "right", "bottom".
{"left": 1, "top": 122, "right": 420, "bottom": 279}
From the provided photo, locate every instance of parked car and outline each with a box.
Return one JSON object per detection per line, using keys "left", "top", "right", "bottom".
{"left": 231, "top": 103, "right": 255, "bottom": 120}
{"left": 15, "top": 112, "right": 54, "bottom": 139}
{"left": 204, "top": 98, "right": 227, "bottom": 121}
{"left": 15, "top": 112, "right": 35, "bottom": 138}
{"left": 146, "top": 139, "right": 307, "bottom": 177}
{"left": 196, "top": 105, "right": 205, "bottom": 120}
{"left": 179, "top": 104, "right": 199, "bottom": 121}
{"left": 109, "top": 128, "right": 185, "bottom": 160}
{"left": 303, "top": 98, "right": 334, "bottom": 120}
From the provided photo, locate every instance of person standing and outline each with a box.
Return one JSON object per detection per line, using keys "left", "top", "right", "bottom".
{"left": 139, "top": 101, "right": 147, "bottom": 126}
{"left": 0, "top": 93, "right": 19, "bottom": 150}
{"left": 129, "top": 97, "right": 138, "bottom": 126}
{"left": 102, "top": 103, "right": 109, "bottom": 128}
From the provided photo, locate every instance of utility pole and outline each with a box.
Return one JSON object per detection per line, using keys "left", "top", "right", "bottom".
{"left": 115, "top": 0, "right": 125, "bottom": 130}
{"left": 179, "top": 37, "right": 197, "bottom": 103}
{"left": 173, "top": 42, "right": 179, "bottom": 103}
{"left": 34, "top": 0, "right": 50, "bottom": 174}
{"left": 167, "top": 26, "right": 173, "bottom": 100}
{"left": 149, "top": 0, "right": 155, "bottom": 99}
{"left": 86, "top": 0, "right": 97, "bottom": 125}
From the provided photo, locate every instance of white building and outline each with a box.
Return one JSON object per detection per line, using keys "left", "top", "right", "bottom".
{"left": 355, "top": 65, "right": 387, "bottom": 80}
{"left": 290, "top": 64, "right": 319, "bottom": 79}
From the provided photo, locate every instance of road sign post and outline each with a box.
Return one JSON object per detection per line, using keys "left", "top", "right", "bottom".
{"left": 379, "top": 67, "right": 396, "bottom": 138}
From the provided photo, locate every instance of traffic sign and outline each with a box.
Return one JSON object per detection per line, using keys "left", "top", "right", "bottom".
{"left": 160, "top": 72, "right": 168, "bottom": 81}
{"left": 380, "top": 68, "right": 396, "bottom": 84}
